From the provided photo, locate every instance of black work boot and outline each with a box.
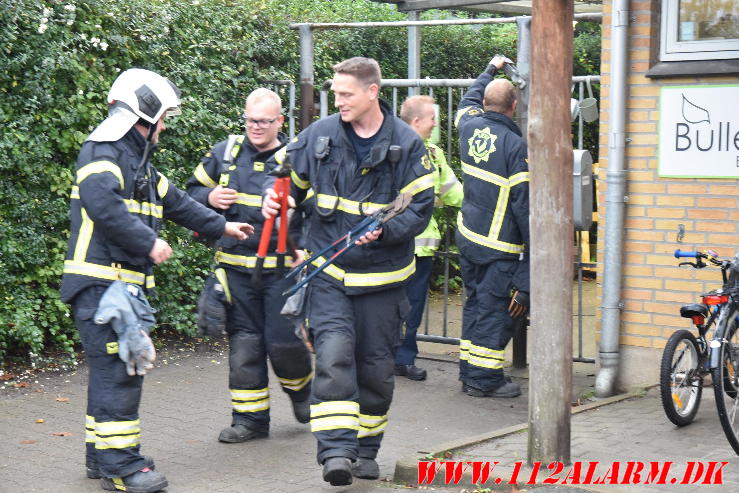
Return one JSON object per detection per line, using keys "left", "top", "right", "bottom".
{"left": 352, "top": 457, "right": 380, "bottom": 479}
{"left": 100, "top": 468, "right": 167, "bottom": 493}
{"left": 322, "top": 457, "right": 353, "bottom": 486}
{"left": 463, "top": 381, "right": 521, "bottom": 398}
{"left": 292, "top": 399, "right": 310, "bottom": 424}
{"left": 218, "top": 424, "right": 268, "bottom": 443}
{"left": 87, "top": 456, "right": 155, "bottom": 479}
{"left": 394, "top": 364, "right": 427, "bottom": 381}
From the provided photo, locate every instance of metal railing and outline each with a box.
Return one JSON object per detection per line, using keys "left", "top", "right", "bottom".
{"left": 262, "top": 79, "right": 297, "bottom": 139}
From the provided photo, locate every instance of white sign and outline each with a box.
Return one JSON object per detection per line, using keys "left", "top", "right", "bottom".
{"left": 659, "top": 85, "right": 739, "bottom": 178}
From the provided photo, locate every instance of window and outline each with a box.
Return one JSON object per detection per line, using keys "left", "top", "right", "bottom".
{"left": 660, "top": 0, "right": 739, "bottom": 61}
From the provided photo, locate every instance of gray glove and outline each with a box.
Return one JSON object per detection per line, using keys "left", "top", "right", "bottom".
{"left": 94, "top": 281, "right": 157, "bottom": 376}
{"left": 197, "top": 270, "right": 230, "bottom": 338}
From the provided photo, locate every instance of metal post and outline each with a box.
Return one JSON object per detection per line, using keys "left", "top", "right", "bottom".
{"left": 298, "top": 24, "right": 315, "bottom": 129}
{"left": 407, "top": 11, "right": 421, "bottom": 97}
{"left": 515, "top": 16, "right": 531, "bottom": 141}
{"left": 527, "top": 0, "right": 574, "bottom": 466}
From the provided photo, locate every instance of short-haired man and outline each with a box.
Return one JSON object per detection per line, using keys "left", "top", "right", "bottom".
{"left": 61, "top": 68, "right": 253, "bottom": 493}
{"left": 263, "top": 57, "right": 434, "bottom": 486}
{"left": 454, "top": 56, "right": 530, "bottom": 399}
{"left": 396, "top": 95, "right": 463, "bottom": 382}
{"left": 187, "top": 88, "right": 313, "bottom": 443}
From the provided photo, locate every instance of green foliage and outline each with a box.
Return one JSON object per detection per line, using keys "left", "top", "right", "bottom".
{"left": 0, "top": 0, "right": 600, "bottom": 363}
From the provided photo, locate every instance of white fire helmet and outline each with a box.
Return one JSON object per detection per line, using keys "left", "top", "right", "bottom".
{"left": 87, "top": 68, "right": 182, "bottom": 142}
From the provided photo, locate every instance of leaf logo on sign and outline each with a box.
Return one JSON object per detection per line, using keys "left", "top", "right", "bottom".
{"left": 681, "top": 94, "right": 710, "bottom": 124}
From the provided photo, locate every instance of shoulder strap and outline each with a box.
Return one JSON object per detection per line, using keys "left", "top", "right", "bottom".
{"left": 219, "top": 135, "right": 243, "bottom": 187}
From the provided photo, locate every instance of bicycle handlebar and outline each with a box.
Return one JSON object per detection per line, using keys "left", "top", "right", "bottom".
{"left": 674, "top": 249, "right": 699, "bottom": 259}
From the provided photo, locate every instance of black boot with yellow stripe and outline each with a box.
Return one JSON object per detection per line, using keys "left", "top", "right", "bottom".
{"left": 100, "top": 468, "right": 167, "bottom": 493}
{"left": 87, "top": 456, "right": 155, "bottom": 480}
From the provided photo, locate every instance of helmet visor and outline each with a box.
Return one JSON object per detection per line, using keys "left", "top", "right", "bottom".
{"left": 164, "top": 106, "right": 182, "bottom": 118}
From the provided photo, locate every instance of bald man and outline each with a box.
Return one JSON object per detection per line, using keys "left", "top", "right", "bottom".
{"left": 453, "top": 56, "right": 530, "bottom": 399}
{"left": 187, "top": 88, "right": 313, "bottom": 442}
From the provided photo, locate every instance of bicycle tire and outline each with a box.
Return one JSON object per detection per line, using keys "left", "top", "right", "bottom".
{"left": 712, "top": 311, "right": 739, "bottom": 455}
{"left": 659, "top": 330, "right": 703, "bottom": 426}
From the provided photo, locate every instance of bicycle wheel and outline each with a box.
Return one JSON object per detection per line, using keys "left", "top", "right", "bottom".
{"left": 712, "top": 311, "right": 739, "bottom": 455}
{"left": 660, "top": 330, "right": 703, "bottom": 426}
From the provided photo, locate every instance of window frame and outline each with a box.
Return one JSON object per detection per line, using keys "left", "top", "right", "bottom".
{"left": 660, "top": 0, "right": 739, "bottom": 61}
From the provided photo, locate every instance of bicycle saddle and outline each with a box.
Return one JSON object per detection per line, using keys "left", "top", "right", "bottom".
{"left": 680, "top": 303, "right": 708, "bottom": 319}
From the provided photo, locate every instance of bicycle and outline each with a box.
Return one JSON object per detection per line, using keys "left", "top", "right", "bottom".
{"left": 660, "top": 249, "right": 739, "bottom": 455}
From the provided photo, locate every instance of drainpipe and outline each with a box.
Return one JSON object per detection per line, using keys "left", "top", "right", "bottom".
{"left": 298, "top": 24, "right": 314, "bottom": 130}
{"left": 407, "top": 11, "right": 421, "bottom": 97}
{"left": 595, "top": 0, "right": 630, "bottom": 398}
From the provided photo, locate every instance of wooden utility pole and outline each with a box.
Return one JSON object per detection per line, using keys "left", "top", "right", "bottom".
{"left": 527, "top": 0, "right": 574, "bottom": 465}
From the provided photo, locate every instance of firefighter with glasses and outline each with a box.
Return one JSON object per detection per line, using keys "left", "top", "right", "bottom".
{"left": 186, "top": 88, "right": 313, "bottom": 444}
{"left": 60, "top": 68, "right": 254, "bottom": 493}
{"left": 262, "top": 57, "right": 434, "bottom": 486}
{"left": 454, "top": 56, "right": 530, "bottom": 399}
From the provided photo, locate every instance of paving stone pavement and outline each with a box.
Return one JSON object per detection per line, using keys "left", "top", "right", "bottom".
{"left": 0, "top": 347, "right": 531, "bottom": 493}
{"left": 455, "top": 387, "right": 739, "bottom": 492}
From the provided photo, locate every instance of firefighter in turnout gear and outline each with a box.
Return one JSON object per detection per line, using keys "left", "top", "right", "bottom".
{"left": 395, "top": 95, "right": 463, "bottom": 382}
{"left": 262, "top": 57, "right": 434, "bottom": 486}
{"left": 454, "top": 56, "right": 530, "bottom": 399}
{"left": 186, "top": 88, "right": 313, "bottom": 443}
{"left": 60, "top": 68, "right": 254, "bottom": 493}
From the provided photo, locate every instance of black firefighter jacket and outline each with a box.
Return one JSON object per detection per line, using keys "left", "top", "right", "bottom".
{"left": 61, "top": 128, "right": 226, "bottom": 304}
{"left": 454, "top": 69, "right": 530, "bottom": 292}
{"left": 186, "top": 133, "right": 300, "bottom": 274}
{"left": 265, "top": 100, "right": 435, "bottom": 296}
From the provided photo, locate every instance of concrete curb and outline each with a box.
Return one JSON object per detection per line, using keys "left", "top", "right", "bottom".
{"left": 393, "top": 388, "right": 647, "bottom": 488}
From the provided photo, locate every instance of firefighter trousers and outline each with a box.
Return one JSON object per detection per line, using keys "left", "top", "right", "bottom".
{"left": 224, "top": 269, "right": 313, "bottom": 433}
{"left": 73, "top": 285, "right": 148, "bottom": 479}
{"left": 305, "top": 276, "right": 408, "bottom": 465}
{"left": 459, "top": 256, "right": 518, "bottom": 391}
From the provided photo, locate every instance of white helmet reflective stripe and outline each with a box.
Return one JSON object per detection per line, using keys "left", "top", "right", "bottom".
{"left": 88, "top": 68, "right": 181, "bottom": 143}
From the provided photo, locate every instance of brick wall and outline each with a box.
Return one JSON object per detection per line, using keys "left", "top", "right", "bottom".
{"left": 598, "top": 0, "right": 739, "bottom": 388}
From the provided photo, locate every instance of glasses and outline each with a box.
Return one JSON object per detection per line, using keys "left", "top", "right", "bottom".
{"left": 243, "top": 114, "right": 280, "bottom": 128}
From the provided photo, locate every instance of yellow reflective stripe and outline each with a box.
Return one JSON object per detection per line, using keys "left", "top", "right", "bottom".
{"left": 274, "top": 147, "right": 287, "bottom": 164}
{"left": 343, "top": 258, "right": 415, "bottom": 288}
{"left": 310, "top": 400, "right": 359, "bottom": 418}
{"left": 123, "top": 199, "right": 163, "bottom": 218}
{"left": 357, "top": 414, "right": 388, "bottom": 438}
{"left": 467, "top": 354, "right": 505, "bottom": 370}
{"left": 74, "top": 208, "right": 94, "bottom": 261}
{"left": 400, "top": 173, "right": 434, "bottom": 196}
{"left": 214, "top": 267, "right": 232, "bottom": 304}
{"left": 233, "top": 399, "right": 270, "bottom": 413}
{"left": 63, "top": 260, "right": 151, "bottom": 286}
{"left": 309, "top": 256, "right": 346, "bottom": 281}
{"left": 95, "top": 419, "right": 140, "bottom": 435}
{"left": 156, "top": 173, "right": 169, "bottom": 198}
{"left": 70, "top": 186, "right": 80, "bottom": 199}
{"left": 509, "top": 171, "right": 530, "bottom": 187}
{"left": 454, "top": 106, "right": 479, "bottom": 128}
{"left": 85, "top": 415, "right": 96, "bottom": 443}
{"left": 488, "top": 186, "right": 509, "bottom": 241}
{"left": 461, "top": 161, "right": 510, "bottom": 188}
{"left": 76, "top": 161, "right": 124, "bottom": 188}
{"left": 414, "top": 237, "right": 441, "bottom": 248}
{"left": 95, "top": 434, "right": 141, "bottom": 450}
{"left": 278, "top": 372, "right": 314, "bottom": 392}
{"left": 315, "top": 194, "right": 387, "bottom": 216}
{"left": 302, "top": 188, "right": 316, "bottom": 204}
{"left": 457, "top": 211, "right": 524, "bottom": 254}
{"left": 459, "top": 339, "right": 471, "bottom": 361}
{"left": 230, "top": 388, "right": 269, "bottom": 400}
{"left": 193, "top": 163, "right": 217, "bottom": 188}
{"left": 111, "top": 477, "right": 127, "bottom": 490}
{"left": 215, "top": 251, "right": 293, "bottom": 271}
{"left": 310, "top": 416, "right": 360, "bottom": 433}
{"left": 465, "top": 341, "right": 505, "bottom": 369}
{"left": 291, "top": 169, "right": 311, "bottom": 190}
{"left": 235, "top": 193, "right": 262, "bottom": 207}
{"left": 468, "top": 342, "right": 505, "bottom": 359}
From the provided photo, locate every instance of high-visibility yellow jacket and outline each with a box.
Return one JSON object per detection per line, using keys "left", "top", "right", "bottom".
{"left": 414, "top": 143, "right": 463, "bottom": 257}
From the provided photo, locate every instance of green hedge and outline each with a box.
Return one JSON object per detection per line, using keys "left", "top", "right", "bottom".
{"left": 0, "top": 0, "right": 600, "bottom": 363}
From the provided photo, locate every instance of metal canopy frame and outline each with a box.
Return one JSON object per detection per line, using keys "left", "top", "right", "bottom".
{"left": 371, "top": 0, "right": 602, "bottom": 15}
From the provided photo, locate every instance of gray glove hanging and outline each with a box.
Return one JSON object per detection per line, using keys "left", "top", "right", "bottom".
{"left": 94, "top": 281, "right": 157, "bottom": 376}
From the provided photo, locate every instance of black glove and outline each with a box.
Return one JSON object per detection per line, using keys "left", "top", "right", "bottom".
{"left": 197, "top": 272, "right": 229, "bottom": 338}
{"left": 508, "top": 289, "right": 529, "bottom": 318}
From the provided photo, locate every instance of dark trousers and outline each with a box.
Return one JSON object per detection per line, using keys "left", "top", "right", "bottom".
{"left": 395, "top": 255, "right": 433, "bottom": 366}
{"left": 73, "top": 285, "right": 147, "bottom": 479}
{"left": 225, "top": 269, "right": 313, "bottom": 433}
{"left": 459, "top": 256, "right": 518, "bottom": 391}
{"left": 306, "top": 276, "right": 407, "bottom": 464}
